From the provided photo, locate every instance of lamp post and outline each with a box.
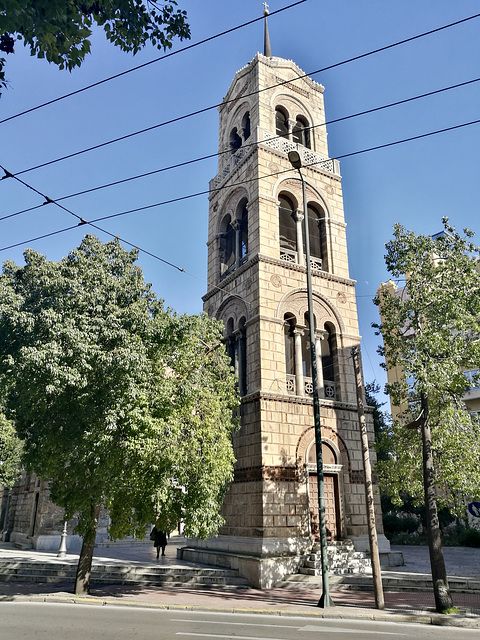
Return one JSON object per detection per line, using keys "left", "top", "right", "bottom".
{"left": 288, "top": 150, "right": 333, "bottom": 608}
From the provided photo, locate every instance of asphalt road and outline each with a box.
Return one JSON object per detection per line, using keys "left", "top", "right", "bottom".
{"left": 0, "top": 603, "right": 479, "bottom": 640}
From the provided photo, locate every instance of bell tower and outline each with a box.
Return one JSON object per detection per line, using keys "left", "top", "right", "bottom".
{"left": 183, "top": 20, "right": 389, "bottom": 587}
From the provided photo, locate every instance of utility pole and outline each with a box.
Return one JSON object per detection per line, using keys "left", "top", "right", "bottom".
{"left": 351, "top": 346, "right": 384, "bottom": 610}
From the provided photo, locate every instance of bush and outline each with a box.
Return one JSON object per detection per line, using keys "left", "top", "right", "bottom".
{"left": 458, "top": 527, "right": 480, "bottom": 548}
{"left": 383, "top": 512, "right": 420, "bottom": 537}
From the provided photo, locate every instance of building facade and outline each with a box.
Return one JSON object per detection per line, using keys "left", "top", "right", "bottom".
{"left": 181, "top": 49, "right": 388, "bottom": 587}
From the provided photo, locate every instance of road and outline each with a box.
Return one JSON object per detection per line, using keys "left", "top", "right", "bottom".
{"left": 0, "top": 603, "right": 478, "bottom": 640}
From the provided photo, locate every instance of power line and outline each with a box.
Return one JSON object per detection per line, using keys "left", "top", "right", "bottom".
{"left": 0, "top": 1, "right": 307, "bottom": 126}
{"left": 8, "top": 13, "right": 480, "bottom": 178}
{"left": 2, "top": 75, "right": 478, "bottom": 223}
{"left": 2, "top": 116, "right": 479, "bottom": 254}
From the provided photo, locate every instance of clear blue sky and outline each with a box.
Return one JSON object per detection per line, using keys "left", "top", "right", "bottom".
{"left": 1, "top": 1, "right": 479, "bottom": 392}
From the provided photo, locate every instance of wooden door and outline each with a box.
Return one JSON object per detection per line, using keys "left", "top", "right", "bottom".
{"left": 309, "top": 473, "right": 340, "bottom": 540}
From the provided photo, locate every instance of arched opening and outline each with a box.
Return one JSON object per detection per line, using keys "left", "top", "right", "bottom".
{"left": 229, "top": 127, "right": 242, "bottom": 153}
{"left": 321, "top": 324, "right": 337, "bottom": 400}
{"left": 306, "top": 203, "right": 326, "bottom": 271}
{"left": 301, "top": 312, "right": 312, "bottom": 379}
{"left": 275, "top": 106, "right": 289, "bottom": 138}
{"left": 242, "top": 112, "right": 251, "bottom": 140}
{"left": 220, "top": 215, "right": 236, "bottom": 277}
{"left": 307, "top": 441, "right": 341, "bottom": 540}
{"left": 224, "top": 316, "right": 247, "bottom": 397}
{"left": 284, "top": 314, "right": 296, "bottom": 377}
{"left": 292, "top": 115, "right": 311, "bottom": 148}
{"left": 278, "top": 194, "right": 297, "bottom": 262}
{"left": 237, "top": 198, "right": 248, "bottom": 263}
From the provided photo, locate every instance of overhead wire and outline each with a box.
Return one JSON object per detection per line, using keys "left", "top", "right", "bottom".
{"left": 0, "top": 1, "right": 307, "bottom": 126}
{"left": 2, "top": 115, "right": 479, "bottom": 254}
{"left": 2, "top": 75, "right": 479, "bottom": 223}
{"left": 6, "top": 12, "right": 480, "bottom": 179}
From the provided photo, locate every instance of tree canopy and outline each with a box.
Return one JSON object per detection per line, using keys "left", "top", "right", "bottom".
{"left": 373, "top": 219, "right": 480, "bottom": 514}
{"left": 0, "top": 1, "right": 190, "bottom": 94}
{"left": 0, "top": 235, "right": 239, "bottom": 592}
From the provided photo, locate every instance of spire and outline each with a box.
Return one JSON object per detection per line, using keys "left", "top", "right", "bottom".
{"left": 263, "top": 3, "right": 272, "bottom": 57}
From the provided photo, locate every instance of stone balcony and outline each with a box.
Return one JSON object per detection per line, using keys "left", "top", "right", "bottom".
{"left": 210, "top": 127, "right": 340, "bottom": 193}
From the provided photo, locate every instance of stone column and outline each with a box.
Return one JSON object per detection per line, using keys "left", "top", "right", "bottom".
{"left": 233, "top": 220, "right": 242, "bottom": 270}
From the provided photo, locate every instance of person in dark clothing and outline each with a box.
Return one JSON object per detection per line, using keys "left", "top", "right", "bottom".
{"left": 151, "top": 526, "right": 167, "bottom": 558}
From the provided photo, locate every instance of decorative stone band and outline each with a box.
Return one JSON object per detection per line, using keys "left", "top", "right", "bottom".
{"left": 349, "top": 469, "right": 378, "bottom": 485}
{"left": 234, "top": 465, "right": 301, "bottom": 483}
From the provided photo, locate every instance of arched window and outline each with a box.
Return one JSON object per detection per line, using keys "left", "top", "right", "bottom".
{"left": 321, "top": 325, "right": 337, "bottom": 399}
{"left": 279, "top": 195, "right": 297, "bottom": 261}
{"left": 229, "top": 127, "right": 242, "bottom": 153}
{"left": 275, "top": 107, "right": 289, "bottom": 138}
{"left": 242, "top": 112, "right": 251, "bottom": 140}
{"left": 225, "top": 316, "right": 247, "bottom": 396}
{"left": 301, "top": 313, "right": 312, "bottom": 378}
{"left": 284, "top": 315, "right": 295, "bottom": 376}
{"left": 220, "top": 215, "right": 236, "bottom": 276}
{"left": 237, "top": 199, "right": 248, "bottom": 262}
{"left": 292, "top": 116, "right": 311, "bottom": 148}
{"left": 306, "top": 204, "right": 326, "bottom": 270}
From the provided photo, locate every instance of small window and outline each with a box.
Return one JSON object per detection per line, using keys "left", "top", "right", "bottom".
{"left": 292, "top": 116, "right": 310, "bottom": 148}
{"left": 275, "top": 107, "right": 289, "bottom": 138}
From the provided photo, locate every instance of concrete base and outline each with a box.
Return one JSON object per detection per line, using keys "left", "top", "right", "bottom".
{"left": 348, "top": 534, "right": 404, "bottom": 568}
{"left": 178, "top": 535, "right": 314, "bottom": 588}
{"left": 348, "top": 533, "right": 391, "bottom": 553}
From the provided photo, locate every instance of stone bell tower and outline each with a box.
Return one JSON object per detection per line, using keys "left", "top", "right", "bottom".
{"left": 182, "top": 18, "right": 389, "bottom": 587}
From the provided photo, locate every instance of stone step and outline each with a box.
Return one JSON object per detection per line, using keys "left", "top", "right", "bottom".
{"left": 277, "top": 572, "right": 480, "bottom": 593}
{"left": 0, "top": 560, "right": 250, "bottom": 588}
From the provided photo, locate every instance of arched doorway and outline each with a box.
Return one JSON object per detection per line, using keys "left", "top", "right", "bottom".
{"left": 307, "top": 441, "right": 342, "bottom": 540}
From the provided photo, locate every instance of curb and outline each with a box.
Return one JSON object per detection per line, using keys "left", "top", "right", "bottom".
{"left": 3, "top": 592, "right": 479, "bottom": 629}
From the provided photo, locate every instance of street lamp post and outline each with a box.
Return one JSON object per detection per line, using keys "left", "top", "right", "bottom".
{"left": 288, "top": 150, "right": 333, "bottom": 608}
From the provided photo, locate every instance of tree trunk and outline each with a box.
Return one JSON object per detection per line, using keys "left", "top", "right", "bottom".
{"left": 420, "top": 393, "right": 453, "bottom": 613}
{"left": 74, "top": 504, "right": 100, "bottom": 595}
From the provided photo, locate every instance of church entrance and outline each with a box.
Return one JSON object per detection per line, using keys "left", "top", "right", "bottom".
{"left": 308, "top": 473, "right": 340, "bottom": 540}
{"left": 307, "top": 442, "right": 342, "bottom": 540}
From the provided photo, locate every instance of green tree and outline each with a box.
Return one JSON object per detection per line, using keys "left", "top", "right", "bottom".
{"left": 0, "top": 1, "right": 190, "bottom": 94}
{"left": 0, "top": 235, "right": 239, "bottom": 594}
{"left": 364, "top": 381, "right": 392, "bottom": 464}
{"left": 374, "top": 218, "right": 480, "bottom": 612}
{"left": 0, "top": 410, "right": 22, "bottom": 488}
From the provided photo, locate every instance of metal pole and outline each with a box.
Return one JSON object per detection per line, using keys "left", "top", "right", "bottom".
{"left": 297, "top": 166, "right": 333, "bottom": 608}
{"left": 351, "top": 346, "right": 384, "bottom": 609}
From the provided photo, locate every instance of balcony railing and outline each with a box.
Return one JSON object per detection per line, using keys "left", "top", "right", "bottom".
{"left": 286, "top": 374, "right": 336, "bottom": 400}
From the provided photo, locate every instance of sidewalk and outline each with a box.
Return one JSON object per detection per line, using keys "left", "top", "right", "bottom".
{"left": 1, "top": 536, "right": 479, "bottom": 628}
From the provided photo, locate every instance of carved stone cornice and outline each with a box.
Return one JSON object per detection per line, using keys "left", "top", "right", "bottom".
{"left": 234, "top": 465, "right": 300, "bottom": 483}
{"left": 257, "top": 254, "right": 356, "bottom": 288}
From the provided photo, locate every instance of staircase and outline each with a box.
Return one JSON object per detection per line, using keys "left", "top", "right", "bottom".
{"left": 0, "top": 559, "right": 250, "bottom": 589}
{"left": 277, "top": 540, "right": 371, "bottom": 588}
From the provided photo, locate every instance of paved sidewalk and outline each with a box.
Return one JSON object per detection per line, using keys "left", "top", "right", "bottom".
{"left": 1, "top": 537, "right": 479, "bottom": 628}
